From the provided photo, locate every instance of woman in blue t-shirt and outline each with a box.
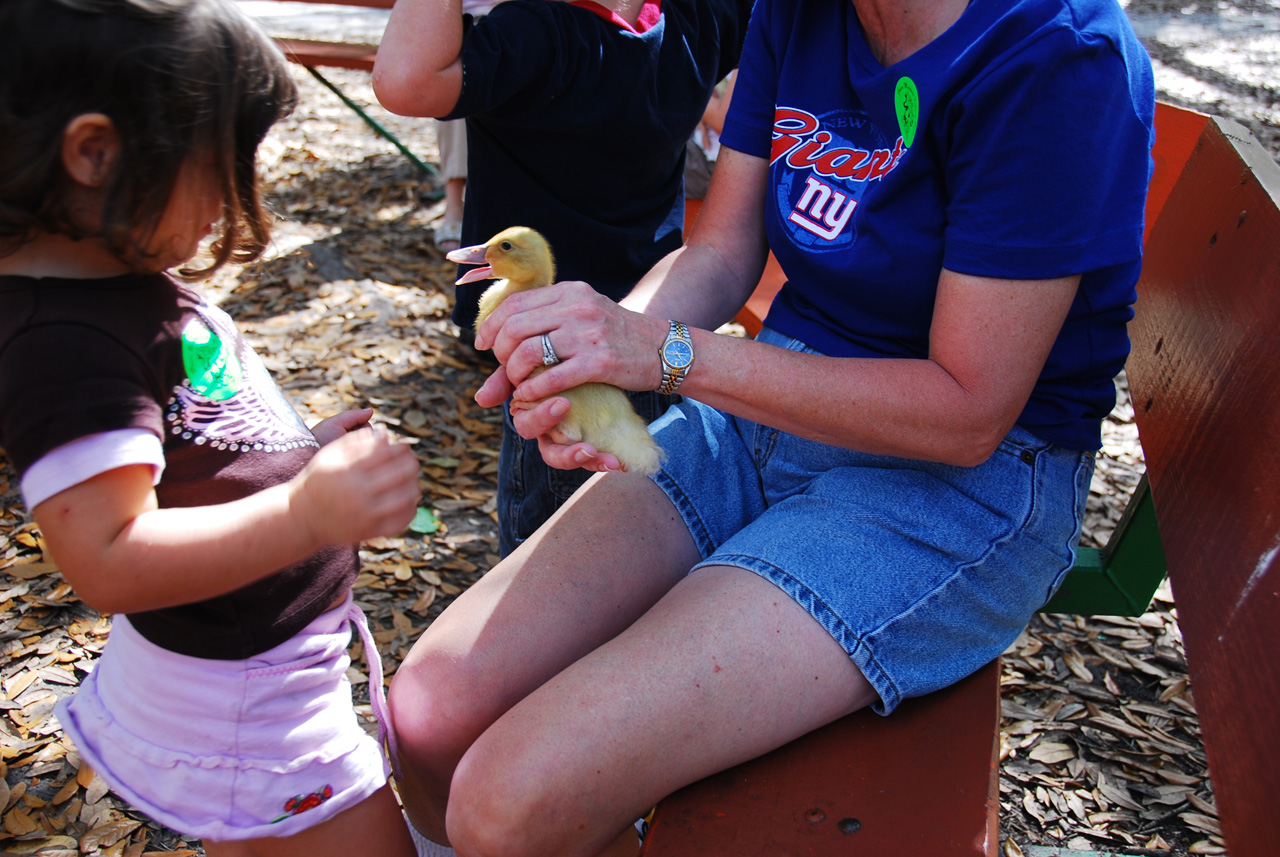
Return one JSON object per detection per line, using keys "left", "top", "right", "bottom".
{"left": 388, "top": 2, "right": 1156, "bottom": 856}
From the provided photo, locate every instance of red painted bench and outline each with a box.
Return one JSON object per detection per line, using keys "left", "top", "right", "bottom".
{"left": 648, "top": 101, "right": 1280, "bottom": 857}
{"left": 257, "top": 0, "right": 394, "bottom": 72}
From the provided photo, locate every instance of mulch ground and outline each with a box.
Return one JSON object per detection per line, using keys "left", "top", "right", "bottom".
{"left": 0, "top": 65, "right": 1234, "bottom": 856}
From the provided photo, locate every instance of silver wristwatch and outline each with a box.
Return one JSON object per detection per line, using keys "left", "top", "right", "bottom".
{"left": 658, "top": 320, "right": 695, "bottom": 395}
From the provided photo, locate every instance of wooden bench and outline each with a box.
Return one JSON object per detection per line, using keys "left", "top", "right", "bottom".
{"left": 645, "top": 101, "right": 1280, "bottom": 857}
{"left": 256, "top": 0, "right": 393, "bottom": 72}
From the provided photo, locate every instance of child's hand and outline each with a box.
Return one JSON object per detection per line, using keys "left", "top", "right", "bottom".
{"left": 310, "top": 408, "right": 374, "bottom": 446}
{"left": 289, "top": 428, "right": 421, "bottom": 546}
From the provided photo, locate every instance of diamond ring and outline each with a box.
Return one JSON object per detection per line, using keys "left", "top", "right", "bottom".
{"left": 540, "top": 333, "right": 560, "bottom": 367}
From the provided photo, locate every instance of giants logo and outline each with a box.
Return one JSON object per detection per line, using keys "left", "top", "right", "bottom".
{"left": 791, "top": 176, "right": 856, "bottom": 240}
{"left": 771, "top": 108, "right": 905, "bottom": 245}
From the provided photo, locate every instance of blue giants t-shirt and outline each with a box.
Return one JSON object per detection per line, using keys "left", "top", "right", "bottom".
{"left": 720, "top": 0, "right": 1156, "bottom": 451}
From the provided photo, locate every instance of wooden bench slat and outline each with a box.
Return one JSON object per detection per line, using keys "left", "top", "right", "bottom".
{"left": 275, "top": 37, "right": 379, "bottom": 71}
{"left": 1126, "top": 113, "right": 1280, "bottom": 857}
{"left": 640, "top": 660, "right": 1001, "bottom": 857}
{"left": 1143, "top": 102, "right": 1209, "bottom": 244}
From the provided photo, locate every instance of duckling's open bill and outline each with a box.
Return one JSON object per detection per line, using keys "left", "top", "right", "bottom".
{"left": 446, "top": 243, "right": 494, "bottom": 283}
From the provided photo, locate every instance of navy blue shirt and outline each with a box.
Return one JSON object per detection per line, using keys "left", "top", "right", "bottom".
{"left": 446, "top": 0, "right": 750, "bottom": 330}
{"left": 722, "top": 0, "right": 1156, "bottom": 451}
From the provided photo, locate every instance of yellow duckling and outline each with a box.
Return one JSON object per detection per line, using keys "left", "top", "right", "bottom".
{"left": 448, "top": 226, "right": 664, "bottom": 475}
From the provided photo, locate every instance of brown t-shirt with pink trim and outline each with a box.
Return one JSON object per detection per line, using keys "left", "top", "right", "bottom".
{"left": 0, "top": 272, "right": 357, "bottom": 659}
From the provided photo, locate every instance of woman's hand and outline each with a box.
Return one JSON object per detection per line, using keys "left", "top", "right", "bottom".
{"left": 474, "top": 280, "right": 666, "bottom": 399}
{"left": 472, "top": 281, "right": 666, "bottom": 470}
{"left": 512, "top": 396, "right": 627, "bottom": 472}
{"left": 474, "top": 367, "right": 622, "bottom": 469}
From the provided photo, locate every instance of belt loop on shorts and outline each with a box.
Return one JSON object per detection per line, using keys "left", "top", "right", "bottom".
{"left": 346, "top": 603, "right": 401, "bottom": 780}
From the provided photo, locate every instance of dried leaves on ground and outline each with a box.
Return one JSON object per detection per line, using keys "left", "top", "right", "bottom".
{"left": 0, "top": 63, "right": 1232, "bottom": 856}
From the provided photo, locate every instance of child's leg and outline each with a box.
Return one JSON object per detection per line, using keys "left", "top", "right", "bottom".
{"left": 202, "top": 784, "right": 414, "bottom": 857}
{"left": 434, "top": 117, "right": 467, "bottom": 251}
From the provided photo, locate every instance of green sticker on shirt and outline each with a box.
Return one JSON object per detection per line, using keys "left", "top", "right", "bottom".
{"left": 895, "top": 76, "right": 919, "bottom": 148}
{"left": 181, "top": 317, "right": 242, "bottom": 401}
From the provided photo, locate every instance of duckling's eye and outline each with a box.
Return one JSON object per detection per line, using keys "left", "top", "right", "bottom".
{"left": 500, "top": 241, "right": 513, "bottom": 251}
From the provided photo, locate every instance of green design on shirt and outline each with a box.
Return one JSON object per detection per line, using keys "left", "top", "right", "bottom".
{"left": 181, "top": 317, "right": 242, "bottom": 401}
{"left": 894, "top": 76, "right": 919, "bottom": 149}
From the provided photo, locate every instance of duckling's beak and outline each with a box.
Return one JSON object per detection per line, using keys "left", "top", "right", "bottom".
{"left": 446, "top": 242, "right": 494, "bottom": 284}
{"left": 446, "top": 242, "right": 488, "bottom": 265}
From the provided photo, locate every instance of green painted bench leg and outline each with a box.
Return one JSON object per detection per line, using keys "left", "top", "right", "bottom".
{"left": 1041, "top": 474, "right": 1168, "bottom": 616}
{"left": 304, "top": 66, "right": 443, "bottom": 198}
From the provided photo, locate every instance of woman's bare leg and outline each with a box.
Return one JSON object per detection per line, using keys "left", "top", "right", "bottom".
{"left": 444, "top": 565, "right": 877, "bottom": 857}
{"left": 390, "top": 468, "right": 878, "bottom": 857}
{"left": 388, "top": 470, "right": 702, "bottom": 844}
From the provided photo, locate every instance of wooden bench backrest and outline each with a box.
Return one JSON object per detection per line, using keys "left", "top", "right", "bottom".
{"left": 260, "top": 0, "right": 395, "bottom": 71}
{"left": 1126, "top": 107, "right": 1280, "bottom": 857}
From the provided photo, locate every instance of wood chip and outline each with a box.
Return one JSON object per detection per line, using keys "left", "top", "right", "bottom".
{"left": 1178, "top": 812, "right": 1222, "bottom": 836}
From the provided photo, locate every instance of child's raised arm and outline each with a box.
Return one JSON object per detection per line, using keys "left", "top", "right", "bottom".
{"left": 373, "top": 0, "right": 466, "bottom": 118}
{"left": 33, "top": 427, "right": 420, "bottom": 615}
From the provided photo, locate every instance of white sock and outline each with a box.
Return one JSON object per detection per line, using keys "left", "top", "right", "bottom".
{"left": 407, "top": 819, "right": 458, "bottom": 857}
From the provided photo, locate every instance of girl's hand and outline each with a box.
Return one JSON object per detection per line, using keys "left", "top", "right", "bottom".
{"left": 289, "top": 428, "right": 421, "bottom": 545}
{"left": 310, "top": 408, "right": 374, "bottom": 446}
{"left": 34, "top": 426, "right": 419, "bottom": 616}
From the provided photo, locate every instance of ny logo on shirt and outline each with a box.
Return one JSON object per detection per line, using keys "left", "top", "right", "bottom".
{"left": 790, "top": 176, "right": 857, "bottom": 240}
{"left": 771, "top": 107, "right": 906, "bottom": 245}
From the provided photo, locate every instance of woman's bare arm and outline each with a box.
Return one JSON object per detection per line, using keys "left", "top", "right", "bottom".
{"left": 477, "top": 148, "right": 1078, "bottom": 468}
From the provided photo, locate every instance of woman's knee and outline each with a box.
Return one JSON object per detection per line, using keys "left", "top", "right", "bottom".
{"left": 387, "top": 645, "right": 492, "bottom": 764}
{"left": 446, "top": 748, "right": 552, "bottom": 857}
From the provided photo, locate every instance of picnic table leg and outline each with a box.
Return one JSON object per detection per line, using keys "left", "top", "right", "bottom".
{"left": 304, "top": 65, "right": 442, "bottom": 192}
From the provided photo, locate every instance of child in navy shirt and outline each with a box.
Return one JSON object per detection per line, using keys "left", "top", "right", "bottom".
{"left": 375, "top": 0, "right": 751, "bottom": 556}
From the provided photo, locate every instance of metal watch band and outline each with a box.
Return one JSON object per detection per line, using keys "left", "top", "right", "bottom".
{"left": 658, "top": 320, "right": 693, "bottom": 395}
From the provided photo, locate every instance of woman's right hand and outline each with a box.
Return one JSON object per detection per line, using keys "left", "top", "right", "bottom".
{"left": 474, "top": 364, "right": 622, "bottom": 470}
{"left": 472, "top": 281, "right": 666, "bottom": 471}
{"left": 290, "top": 427, "right": 421, "bottom": 545}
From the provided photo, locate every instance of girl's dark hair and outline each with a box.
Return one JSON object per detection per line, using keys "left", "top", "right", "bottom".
{"left": 0, "top": 0, "right": 298, "bottom": 275}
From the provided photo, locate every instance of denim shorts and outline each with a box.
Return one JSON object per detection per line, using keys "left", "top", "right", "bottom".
{"left": 649, "top": 327, "right": 1095, "bottom": 714}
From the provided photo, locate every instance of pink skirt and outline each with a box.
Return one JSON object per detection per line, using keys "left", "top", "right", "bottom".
{"left": 56, "top": 596, "right": 396, "bottom": 842}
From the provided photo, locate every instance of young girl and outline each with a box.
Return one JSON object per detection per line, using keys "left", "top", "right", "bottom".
{"left": 0, "top": 2, "right": 420, "bottom": 855}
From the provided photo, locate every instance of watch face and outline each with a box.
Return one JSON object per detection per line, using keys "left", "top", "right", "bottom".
{"left": 663, "top": 340, "right": 693, "bottom": 369}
